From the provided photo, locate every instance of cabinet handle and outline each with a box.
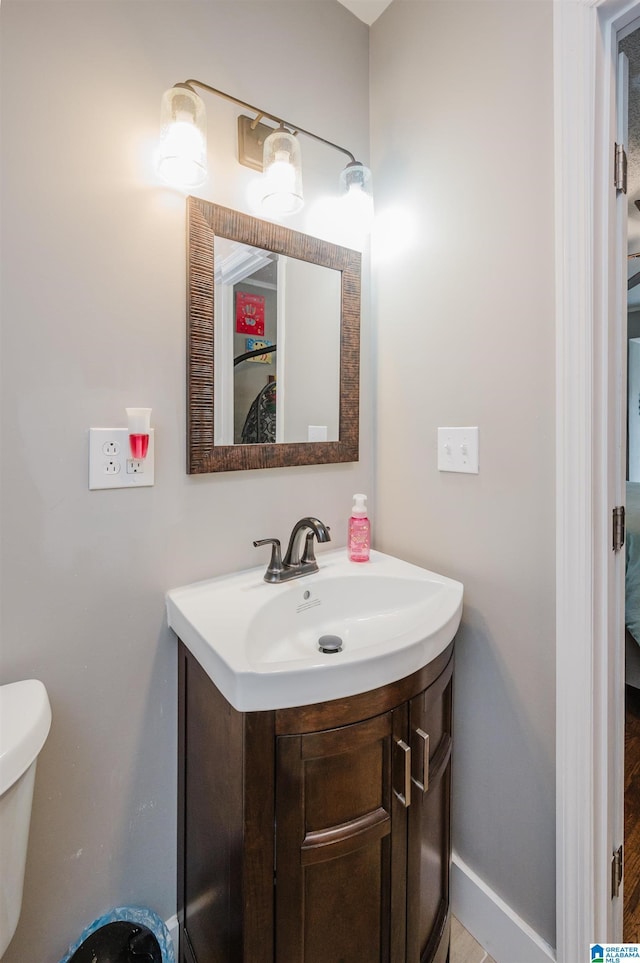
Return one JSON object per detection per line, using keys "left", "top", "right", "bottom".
{"left": 393, "top": 738, "right": 411, "bottom": 808}
{"left": 412, "top": 728, "right": 430, "bottom": 793}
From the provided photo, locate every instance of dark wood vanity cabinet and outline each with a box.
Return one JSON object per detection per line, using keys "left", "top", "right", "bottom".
{"left": 177, "top": 640, "right": 454, "bottom": 963}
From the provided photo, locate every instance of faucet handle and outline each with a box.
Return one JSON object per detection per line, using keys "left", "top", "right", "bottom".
{"left": 253, "top": 537, "right": 284, "bottom": 583}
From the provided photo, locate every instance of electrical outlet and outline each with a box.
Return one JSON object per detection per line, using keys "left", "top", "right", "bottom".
{"left": 89, "top": 428, "right": 155, "bottom": 490}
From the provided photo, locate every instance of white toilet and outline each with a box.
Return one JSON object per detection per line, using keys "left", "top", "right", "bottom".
{"left": 0, "top": 680, "right": 51, "bottom": 958}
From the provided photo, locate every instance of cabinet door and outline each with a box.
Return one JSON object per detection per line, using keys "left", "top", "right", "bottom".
{"left": 275, "top": 708, "right": 407, "bottom": 963}
{"left": 406, "top": 656, "right": 454, "bottom": 963}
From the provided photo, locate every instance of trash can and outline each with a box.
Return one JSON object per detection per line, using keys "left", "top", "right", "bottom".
{"left": 59, "top": 906, "right": 175, "bottom": 963}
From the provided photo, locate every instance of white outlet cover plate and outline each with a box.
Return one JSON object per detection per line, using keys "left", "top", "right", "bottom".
{"left": 89, "top": 428, "right": 155, "bottom": 490}
{"left": 437, "top": 426, "right": 479, "bottom": 474}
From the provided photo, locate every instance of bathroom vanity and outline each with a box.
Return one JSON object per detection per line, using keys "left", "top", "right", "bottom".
{"left": 176, "top": 640, "right": 453, "bottom": 963}
{"left": 167, "top": 548, "right": 462, "bottom": 963}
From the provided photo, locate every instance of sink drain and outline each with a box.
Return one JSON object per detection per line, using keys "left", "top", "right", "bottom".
{"left": 318, "top": 634, "right": 343, "bottom": 654}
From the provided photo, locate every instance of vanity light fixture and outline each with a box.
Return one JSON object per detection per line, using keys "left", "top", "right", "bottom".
{"left": 157, "top": 79, "right": 373, "bottom": 228}
{"left": 158, "top": 85, "right": 207, "bottom": 188}
{"left": 260, "top": 124, "right": 303, "bottom": 216}
{"left": 339, "top": 161, "right": 374, "bottom": 232}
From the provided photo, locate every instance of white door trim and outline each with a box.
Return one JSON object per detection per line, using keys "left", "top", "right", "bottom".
{"left": 555, "top": 0, "right": 636, "bottom": 958}
{"left": 554, "top": 5, "right": 599, "bottom": 954}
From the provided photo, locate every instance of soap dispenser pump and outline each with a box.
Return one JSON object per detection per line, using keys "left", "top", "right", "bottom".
{"left": 348, "top": 493, "right": 370, "bottom": 562}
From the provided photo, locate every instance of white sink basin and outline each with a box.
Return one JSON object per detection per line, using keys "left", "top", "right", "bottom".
{"left": 166, "top": 549, "right": 463, "bottom": 711}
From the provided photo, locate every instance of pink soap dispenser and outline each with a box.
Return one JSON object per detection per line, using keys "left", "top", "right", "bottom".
{"left": 348, "top": 493, "right": 371, "bottom": 562}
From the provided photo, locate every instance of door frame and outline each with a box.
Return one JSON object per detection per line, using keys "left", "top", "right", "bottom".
{"left": 555, "top": 0, "right": 635, "bottom": 958}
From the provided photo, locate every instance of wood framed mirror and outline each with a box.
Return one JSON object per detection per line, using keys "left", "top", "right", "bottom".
{"left": 186, "top": 198, "right": 360, "bottom": 473}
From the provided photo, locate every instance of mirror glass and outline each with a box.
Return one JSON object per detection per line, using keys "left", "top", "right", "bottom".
{"left": 187, "top": 199, "right": 360, "bottom": 473}
{"left": 213, "top": 238, "right": 341, "bottom": 446}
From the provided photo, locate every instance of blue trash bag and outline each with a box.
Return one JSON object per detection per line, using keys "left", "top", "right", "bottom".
{"left": 59, "top": 906, "right": 175, "bottom": 963}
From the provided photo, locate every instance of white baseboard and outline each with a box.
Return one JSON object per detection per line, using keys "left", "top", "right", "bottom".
{"left": 164, "top": 860, "right": 554, "bottom": 963}
{"left": 165, "top": 914, "right": 179, "bottom": 961}
{"left": 451, "top": 852, "right": 556, "bottom": 963}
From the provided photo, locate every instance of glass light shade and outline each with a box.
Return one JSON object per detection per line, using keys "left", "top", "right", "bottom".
{"left": 260, "top": 126, "right": 303, "bottom": 216}
{"left": 339, "top": 162, "right": 374, "bottom": 234}
{"left": 158, "top": 86, "right": 207, "bottom": 188}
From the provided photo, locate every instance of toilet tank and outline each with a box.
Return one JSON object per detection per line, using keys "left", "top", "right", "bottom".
{"left": 0, "top": 680, "right": 52, "bottom": 959}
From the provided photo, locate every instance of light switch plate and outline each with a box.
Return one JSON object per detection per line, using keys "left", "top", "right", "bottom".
{"left": 437, "top": 427, "right": 479, "bottom": 474}
{"left": 308, "top": 425, "right": 328, "bottom": 442}
{"left": 89, "top": 428, "right": 155, "bottom": 490}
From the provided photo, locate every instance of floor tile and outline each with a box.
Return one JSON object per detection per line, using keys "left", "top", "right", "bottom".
{"left": 450, "top": 915, "right": 496, "bottom": 963}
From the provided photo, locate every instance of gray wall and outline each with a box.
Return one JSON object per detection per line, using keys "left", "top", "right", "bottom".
{"left": 370, "top": 0, "right": 556, "bottom": 947}
{"left": 0, "top": 3, "right": 371, "bottom": 960}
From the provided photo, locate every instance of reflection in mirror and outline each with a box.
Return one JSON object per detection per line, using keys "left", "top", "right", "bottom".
{"left": 232, "top": 257, "right": 277, "bottom": 445}
{"left": 213, "top": 238, "right": 341, "bottom": 446}
{"left": 187, "top": 199, "right": 360, "bottom": 473}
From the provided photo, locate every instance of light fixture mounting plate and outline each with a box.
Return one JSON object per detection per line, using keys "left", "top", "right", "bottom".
{"left": 237, "top": 115, "right": 273, "bottom": 172}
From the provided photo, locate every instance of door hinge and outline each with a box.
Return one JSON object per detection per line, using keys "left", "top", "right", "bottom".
{"left": 612, "top": 844, "right": 624, "bottom": 898}
{"left": 615, "top": 142, "right": 628, "bottom": 193}
{"left": 613, "top": 505, "right": 626, "bottom": 552}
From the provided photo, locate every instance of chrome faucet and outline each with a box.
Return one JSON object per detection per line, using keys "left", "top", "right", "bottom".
{"left": 254, "top": 516, "right": 331, "bottom": 583}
